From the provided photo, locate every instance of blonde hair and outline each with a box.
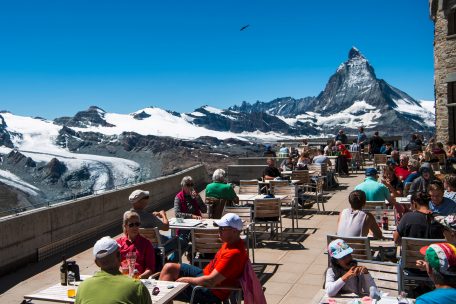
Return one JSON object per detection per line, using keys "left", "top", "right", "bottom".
{"left": 122, "top": 210, "right": 140, "bottom": 233}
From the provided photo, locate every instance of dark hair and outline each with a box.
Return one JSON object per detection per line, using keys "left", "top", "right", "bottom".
{"left": 429, "top": 180, "right": 444, "bottom": 192}
{"left": 411, "top": 192, "right": 430, "bottom": 207}
{"left": 349, "top": 190, "right": 366, "bottom": 210}
{"left": 431, "top": 267, "right": 456, "bottom": 286}
{"left": 444, "top": 174, "right": 456, "bottom": 190}
{"left": 374, "top": 131, "right": 379, "bottom": 136}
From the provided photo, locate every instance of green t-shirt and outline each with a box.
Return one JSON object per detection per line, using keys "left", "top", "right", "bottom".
{"left": 75, "top": 270, "right": 152, "bottom": 304}
{"left": 205, "top": 182, "right": 237, "bottom": 200}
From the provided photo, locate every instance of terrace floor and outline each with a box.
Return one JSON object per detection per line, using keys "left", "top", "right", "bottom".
{"left": 0, "top": 173, "right": 365, "bottom": 304}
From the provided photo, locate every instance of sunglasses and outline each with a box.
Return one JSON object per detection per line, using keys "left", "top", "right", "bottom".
{"left": 128, "top": 222, "right": 141, "bottom": 228}
{"left": 185, "top": 183, "right": 194, "bottom": 187}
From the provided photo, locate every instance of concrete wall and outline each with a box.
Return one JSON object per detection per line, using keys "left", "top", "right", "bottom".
{"left": 237, "top": 157, "right": 287, "bottom": 166}
{"left": 0, "top": 164, "right": 208, "bottom": 275}
{"left": 227, "top": 165, "right": 266, "bottom": 183}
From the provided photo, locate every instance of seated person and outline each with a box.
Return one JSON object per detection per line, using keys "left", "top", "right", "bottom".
{"left": 434, "top": 214, "right": 456, "bottom": 244}
{"left": 381, "top": 166, "right": 404, "bottom": 198}
{"left": 75, "top": 236, "right": 152, "bottom": 304}
{"left": 313, "top": 149, "right": 332, "bottom": 166}
{"left": 395, "top": 155, "right": 411, "bottom": 180}
{"left": 415, "top": 243, "right": 456, "bottom": 304}
{"left": 159, "top": 213, "right": 249, "bottom": 303}
{"left": 262, "top": 145, "right": 276, "bottom": 157}
{"left": 278, "top": 144, "right": 289, "bottom": 156}
{"left": 428, "top": 181, "right": 456, "bottom": 216}
{"left": 444, "top": 174, "right": 456, "bottom": 202}
{"left": 263, "top": 158, "right": 281, "bottom": 180}
{"left": 393, "top": 193, "right": 444, "bottom": 244}
{"left": 409, "top": 164, "right": 437, "bottom": 195}
{"left": 404, "top": 159, "right": 421, "bottom": 186}
{"left": 280, "top": 156, "right": 294, "bottom": 171}
{"left": 337, "top": 190, "right": 382, "bottom": 239}
{"left": 380, "top": 142, "right": 393, "bottom": 155}
{"left": 116, "top": 211, "right": 156, "bottom": 279}
{"left": 205, "top": 169, "right": 239, "bottom": 218}
{"left": 296, "top": 152, "right": 311, "bottom": 170}
{"left": 325, "top": 239, "right": 378, "bottom": 297}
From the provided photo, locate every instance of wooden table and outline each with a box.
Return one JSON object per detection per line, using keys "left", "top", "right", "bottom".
{"left": 23, "top": 275, "right": 188, "bottom": 304}
{"left": 311, "top": 289, "right": 415, "bottom": 303}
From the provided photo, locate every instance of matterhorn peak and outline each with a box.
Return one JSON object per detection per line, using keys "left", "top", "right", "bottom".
{"left": 348, "top": 46, "right": 364, "bottom": 60}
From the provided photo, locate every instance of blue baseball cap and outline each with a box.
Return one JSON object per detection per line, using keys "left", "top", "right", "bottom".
{"left": 365, "top": 168, "right": 378, "bottom": 176}
{"left": 328, "top": 239, "right": 353, "bottom": 259}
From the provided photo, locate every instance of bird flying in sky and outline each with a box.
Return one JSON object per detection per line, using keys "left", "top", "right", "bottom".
{"left": 240, "top": 24, "right": 250, "bottom": 31}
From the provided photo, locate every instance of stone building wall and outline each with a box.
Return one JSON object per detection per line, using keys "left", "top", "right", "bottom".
{"left": 431, "top": 0, "right": 456, "bottom": 143}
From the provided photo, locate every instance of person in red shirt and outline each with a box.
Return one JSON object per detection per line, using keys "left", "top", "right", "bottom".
{"left": 394, "top": 155, "right": 411, "bottom": 181}
{"left": 117, "top": 210, "right": 155, "bottom": 279}
{"left": 159, "top": 213, "right": 248, "bottom": 302}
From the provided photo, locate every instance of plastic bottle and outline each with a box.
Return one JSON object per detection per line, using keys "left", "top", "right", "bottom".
{"left": 60, "top": 256, "right": 67, "bottom": 286}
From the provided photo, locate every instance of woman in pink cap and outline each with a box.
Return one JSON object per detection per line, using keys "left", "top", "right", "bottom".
{"left": 325, "top": 239, "right": 378, "bottom": 297}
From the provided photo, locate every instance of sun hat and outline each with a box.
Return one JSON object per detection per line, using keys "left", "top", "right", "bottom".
{"left": 129, "top": 189, "right": 149, "bottom": 204}
{"left": 214, "top": 213, "right": 243, "bottom": 231}
{"left": 419, "top": 243, "right": 456, "bottom": 275}
{"left": 93, "top": 236, "right": 120, "bottom": 258}
{"left": 365, "top": 168, "right": 378, "bottom": 177}
{"left": 328, "top": 239, "right": 353, "bottom": 259}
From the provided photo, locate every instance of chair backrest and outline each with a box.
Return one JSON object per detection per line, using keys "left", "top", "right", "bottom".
{"left": 374, "top": 154, "right": 387, "bottom": 165}
{"left": 192, "top": 229, "right": 223, "bottom": 256}
{"left": 362, "top": 208, "right": 396, "bottom": 226}
{"left": 205, "top": 197, "right": 228, "bottom": 219}
{"left": 327, "top": 234, "right": 373, "bottom": 261}
{"left": 139, "top": 227, "right": 162, "bottom": 246}
{"left": 239, "top": 180, "right": 260, "bottom": 195}
{"left": 357, "top": 259, "right": 399, "bottom": 296}
{"left": 308, "top": 164, "right": 327, "bottom": 176}
{"left": 291, "top": 170, "right": 310, "bottom": 184}
{"left": 269, "top": 180, "right": 290, "bottom": 189}
{"left": 401, "top": 237, "right": 446, "bottom": 270}
{"left": 253, "top": 198, "right": 281, "bottom": 220}
{"left": 350, "top": 151, "right": 361, "bottom": 161}
{"left": 270, "top": 184, "right": 297, "bottom": 206}
{"left": 223, "top": 206, "right": 252, "bottom": 228}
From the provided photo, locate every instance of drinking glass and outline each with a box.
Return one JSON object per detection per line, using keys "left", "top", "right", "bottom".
{"left": 126, "top": 252, "right": 136, "bottom": 277}
{"left": 67, "top": 271, "right": 76, "bottom": 298}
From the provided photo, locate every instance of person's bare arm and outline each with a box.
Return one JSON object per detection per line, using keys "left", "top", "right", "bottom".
{"left": 393, "top": 231, "right": 401, "bottom": 244}
{"left": 176, "top": 269, "right": 226, "bottom": 287}
{"left": 366, "top": 213, "right": 383, "bottom": 239}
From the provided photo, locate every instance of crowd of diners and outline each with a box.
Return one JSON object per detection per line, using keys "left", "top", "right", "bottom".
{"left": 74, "top": 130, "right": 456, "bottom": 303}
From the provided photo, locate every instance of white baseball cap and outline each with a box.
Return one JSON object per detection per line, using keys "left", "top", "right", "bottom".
{"left": 93, "top": 236, "right": 119, "bottom": 258}
{"left": 129, "top": 190, "right": 149, "bottom": 204}
{"left": 214, "top": 213, "right": 243, "bottom": 231}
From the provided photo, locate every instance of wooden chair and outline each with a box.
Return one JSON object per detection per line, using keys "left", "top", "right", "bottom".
{"left": 365, "top": 200, "right": 387, "bottom": 209}
{"left": 308, "top": 163, "right": 328, "bottom": 177}
{"left": 300, "top": 178, "right": 325, "bottom": 212}
{"left": 205, "top": 197, "right": 230, "bottom": 219}
{"left": 253, "top": 198, "right": 282, "bottom": 244}
{"left": 191, "top": 229, "right": 223, "bottom": 268}
{"left": 270, "top": 182, "right": 299, "bottom": 229}
{"left": 239, "top": 180, "right": 260, "bottom": 195}
{"left": 291, "top": 170, "right": 311, "bottom": 185}
{"left": 139, "top": 227, "right": 178, "bottom": 267}
{"left": 327, "top": 235, "right": 373, "bottom": 263}
{"left": 399, "top": 237, "right": 446, "bottom": 292}
{"left": 349, "top": 151, "right": 363, "bottom": 173}
{"left": 357, "top": 259, "right": 400, "bottom": 296}
{"left": 374, "top": 154, "right": 388, "bottom": 171}
{"left": 223, "top": 206, "right": 255, "bottom": 263}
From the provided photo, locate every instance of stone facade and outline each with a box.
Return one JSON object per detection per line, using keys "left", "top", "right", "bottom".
{"left": 430, "top": 0, "right": 456, "bottom": 143}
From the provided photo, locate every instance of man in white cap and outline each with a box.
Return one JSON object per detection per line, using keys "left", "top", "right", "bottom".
{"left": 129, "top": 189, "right": 169, "bottom": 231}
{"left": 159, "top": 213, "right": 248, "bottom": 303}
{"left": 75, "top": 236, "right": 152, "bottom": 304}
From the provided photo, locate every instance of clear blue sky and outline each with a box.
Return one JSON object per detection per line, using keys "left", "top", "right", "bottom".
{"left": 0, "top": 0, "right": 434, "bottom": 119}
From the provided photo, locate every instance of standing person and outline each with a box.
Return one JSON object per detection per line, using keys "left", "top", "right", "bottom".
{"left": 415, "top": 243, "right": 456, "bottom": 304}
{"left": 278, "top": 143, "right": 289, "bottom": 157}
{"left": 263, "top": 158, "right": 282, "bottom": 180}
{"left": 368, "top": 131, "right": 384, "bottom": 156}
{"left": 428, "top": 181, "right": 456, "bottom": 216}
{"left": 393, "top": 193, "right": 444, "bottom": 244}
{"left": 336, "top": 144, "right": 351, "bottom": 176}
{"left": 335, "top": 129, "right": 348, "bottom": 144}
{"left": 380, "top": 143, "right": 393, "bottom": 155}
{"left": 336, "top": 190, "right": 383, "bottom": 239}
{"left": 117, "top": 211, "right": 156, "bottom": 279}
{"left": 75, "top": 236, "right": 152, "bottom": 304}
{"left": 325, "top": 239, "right": 378, "bottom": 297}
{"left": 263, "top": 145, "right": 276, "bottom": 157}
{"left": 444, "top": 174, "right": 456, "bottom": 202}
{"left": 357, "top": 126, "right": 368, "bottom": 149}
{"left": 159, "top": 213, "right": 249, "bottom": 303}
{"left": 405, "top": 134, "right": 423, "bottom": 153}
